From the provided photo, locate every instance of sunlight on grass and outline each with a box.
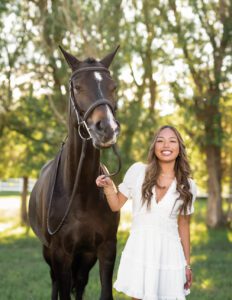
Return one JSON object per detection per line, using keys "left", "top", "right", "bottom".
{"left": 191, "top": 220, "right": 208, "bottom": 245}
{"left": 200, "top": 278, "right": 213, "bottom": 290}
{"left": 0, "top": 196, "right": 22, "bottom": 239}
{"left": 227, "top": 231, "right": 232, "bottom": 242}
{"left": 0, "top": 222, "right": 12, "bottom": 232}
{"left": 0, "top": 225, "right": 28, "bottom": 240}
{"left": 191, "top": 253, "right": 207, "bottom": 264}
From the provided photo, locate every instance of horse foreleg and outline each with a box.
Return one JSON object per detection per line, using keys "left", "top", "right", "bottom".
{"left": 97, "top": 240, "right": 117, "bottom": 300}
{"left": 43, "top": 246, "right": 59, "bottom": 300}
{"left": 73, "top": 252, "right": 97, "bottom": 300}
{"left": 50, "top": 268, "right": 59, "bottom": 300}
{"left": 51, "top": 251, "right": 72, "bottom": 300}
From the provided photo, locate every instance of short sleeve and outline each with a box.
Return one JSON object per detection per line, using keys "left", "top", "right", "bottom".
{"left": 180, "top": 179, "right": 197, "bottom": 215}
{"left": 118, "top": 162, "right": 144, "bottom": 199}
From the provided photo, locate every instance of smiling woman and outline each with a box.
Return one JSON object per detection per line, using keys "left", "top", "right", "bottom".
{"left": 96, "top": 125, "right": 197, "bottom": 300}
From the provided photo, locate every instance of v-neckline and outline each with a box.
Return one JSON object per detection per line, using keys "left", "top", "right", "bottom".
{"left": 153, "top": 178, "right": 176, "bottom": 205}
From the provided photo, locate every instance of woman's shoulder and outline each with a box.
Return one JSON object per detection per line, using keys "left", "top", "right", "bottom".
{"left": 188, "top": 178, "right": 197, "bottom": 194}
{"left": 128, "top": 161, "right": 147, "bottom": 172}
{"left": 124, "top": 161, "right": 146, "bottom": 178}
{"left": 188, "top": 178, "right": 196, "bottom": 186}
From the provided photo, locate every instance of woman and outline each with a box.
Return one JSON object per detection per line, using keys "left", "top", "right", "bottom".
{"left": 96, "top": 125, "right": 197, "bottom": 300}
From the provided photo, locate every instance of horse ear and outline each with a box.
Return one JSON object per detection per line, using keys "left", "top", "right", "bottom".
{"left": 100, "top": 45, "right": 120, "bottom": 68}
{"left": 59, "top": 45, "right": 80, "bottom": 71}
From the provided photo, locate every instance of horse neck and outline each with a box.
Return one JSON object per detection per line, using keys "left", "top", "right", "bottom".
{"left": 64, "top": 123, "right": 100, "bottom": 191}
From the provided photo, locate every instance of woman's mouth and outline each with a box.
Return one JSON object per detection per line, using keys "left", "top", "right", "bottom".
{"left": 161, "top": 150, "right": 173, "bottom": 156}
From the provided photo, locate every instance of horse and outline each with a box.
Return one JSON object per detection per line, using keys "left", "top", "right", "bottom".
{"left": 28, "top": 45, "right": 121, "bottom": 300}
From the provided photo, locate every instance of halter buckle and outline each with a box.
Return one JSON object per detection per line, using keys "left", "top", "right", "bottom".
{"left": 78, "top": 121, "right": 92, "bottom": 140}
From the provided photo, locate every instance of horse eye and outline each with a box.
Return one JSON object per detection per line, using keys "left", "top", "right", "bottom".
{"left": 74, "top": 85, "right": 81, "bottom": 91}
{"left": 111, "top": 84, "right": 117, "bottom": 92}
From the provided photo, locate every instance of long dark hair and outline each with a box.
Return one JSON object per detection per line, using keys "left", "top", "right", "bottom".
{"left": 141, "top": 125, "right": 193, "bottom": 214}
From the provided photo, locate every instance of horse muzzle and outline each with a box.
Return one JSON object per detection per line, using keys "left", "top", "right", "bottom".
{"left": 90, "top": 119, "right": 120, "bottom": 149}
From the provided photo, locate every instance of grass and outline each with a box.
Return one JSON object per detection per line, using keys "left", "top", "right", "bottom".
{"left": 0, "top": 196, "right": 231, "bottom": 300}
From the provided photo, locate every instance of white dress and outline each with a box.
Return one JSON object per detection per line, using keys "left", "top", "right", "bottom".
{"left": 113, "top": 162, "right": 197, "bottom": 300}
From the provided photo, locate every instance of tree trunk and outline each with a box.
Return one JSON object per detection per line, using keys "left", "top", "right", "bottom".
{"left": 205, "top": 145, "right": 224, "bottom": 227}
{"left": 226, "top": 152, "right": 232, "bottom": 225}
{"left": 21, "top": 176, "right": 29, "bottom": 226}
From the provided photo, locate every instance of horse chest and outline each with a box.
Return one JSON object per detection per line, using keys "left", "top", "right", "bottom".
{"left": 61, "top": 214, "right": 111, "bottom": 252}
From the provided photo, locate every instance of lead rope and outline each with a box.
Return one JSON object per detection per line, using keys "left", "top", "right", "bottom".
{"left": 47, "top": 138, "right": 87, "bottom": 235}
{"left": 47, "top": 140, "right": 120, "bottom": 235}
{"left": 101, "top": 144, "right": 121, "bottom": 178}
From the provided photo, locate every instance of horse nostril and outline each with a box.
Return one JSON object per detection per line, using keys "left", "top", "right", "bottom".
{"left": 96, "top": 121, "right": 103, "bottom": 131}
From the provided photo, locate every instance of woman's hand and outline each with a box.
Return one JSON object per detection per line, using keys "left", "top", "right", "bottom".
{"left": 96, "top": 175, "right": 113, "bottom": 189}
{"left": 96, "top": 175, "right": 127, "bottom": 211}
{"left": 184, "top": 268, "right": 193, "bottom": 290}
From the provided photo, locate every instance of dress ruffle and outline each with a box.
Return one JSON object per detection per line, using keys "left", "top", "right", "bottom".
{"left": 114, "top": 213, "right": 190, "bottom": 300}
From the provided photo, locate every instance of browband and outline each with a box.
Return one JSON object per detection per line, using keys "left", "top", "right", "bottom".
{"left": 71, "top": 66, "right": 110, "bottom": 79}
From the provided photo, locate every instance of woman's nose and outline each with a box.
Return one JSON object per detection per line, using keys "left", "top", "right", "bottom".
{"left": 163, "top": 140, "right": 169, "bottom": 147}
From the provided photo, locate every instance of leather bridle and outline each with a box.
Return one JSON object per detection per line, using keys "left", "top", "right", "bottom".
{"left": 69, "top": 66, "right": 116, "bottom": 140}
{"left": 47, "top": 66, "right": 121, "bottom": 236}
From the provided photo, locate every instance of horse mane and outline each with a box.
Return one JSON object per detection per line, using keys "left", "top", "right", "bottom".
{"left": 84, "top": 57, "right": 97, "bottom": 64}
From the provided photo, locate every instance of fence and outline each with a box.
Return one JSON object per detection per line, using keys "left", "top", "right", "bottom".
{"left": 0, "top": 178, "right": 36, "bottom": 192}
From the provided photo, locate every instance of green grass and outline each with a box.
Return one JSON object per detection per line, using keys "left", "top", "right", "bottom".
{"left": 0, "top": 191, "right": 21, "bottom": 197}
{"left": 0, "top": 196, "right": 231, "bottom": 300}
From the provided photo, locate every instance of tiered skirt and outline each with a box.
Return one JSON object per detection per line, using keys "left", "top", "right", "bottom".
{"left": 114, "top": 213, "right": 190, "bottom": 300}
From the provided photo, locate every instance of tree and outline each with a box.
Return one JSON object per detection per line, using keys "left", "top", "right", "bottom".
{"left": 159, "top": 0, "right": 232, "bottom": 227}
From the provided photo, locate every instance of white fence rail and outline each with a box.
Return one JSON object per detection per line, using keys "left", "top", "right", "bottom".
{"left": 0, "top": 178, "right": 36, "bottom": 192}
{"left": 0, "top": 179, "right": 231, "bottom": 200}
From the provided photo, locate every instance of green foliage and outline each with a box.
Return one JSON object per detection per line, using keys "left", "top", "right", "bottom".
{"left": 0, "top": 1, "right": 231, "bottom": 224}
{"left": 0, "top": 91, "right": 65, "bottom": 178}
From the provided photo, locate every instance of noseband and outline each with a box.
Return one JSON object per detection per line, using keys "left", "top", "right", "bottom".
{"left": 69, "top": 66, "right": 115, "bottom": 140}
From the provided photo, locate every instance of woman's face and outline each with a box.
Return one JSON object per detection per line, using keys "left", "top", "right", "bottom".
{"left": 154, "top": 128, "right": 180, "bottom": 163}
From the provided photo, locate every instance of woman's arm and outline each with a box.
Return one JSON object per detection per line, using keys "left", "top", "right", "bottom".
{"left": 96, "top": 175, "right": 128, "bottom": 212}
{"left": 178, "top": 215, "right": 191, "bottom": 264}
{"left": 178, "top": 214, "right": 193, "bottom": 289}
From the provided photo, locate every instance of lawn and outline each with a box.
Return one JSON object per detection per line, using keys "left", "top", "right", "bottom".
{"left": 0, "top": 195, "right": 231, "bottom": 300}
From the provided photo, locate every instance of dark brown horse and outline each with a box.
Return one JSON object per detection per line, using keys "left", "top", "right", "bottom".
{"left": 29, "top": 46, "right": 120, "bottom": 300}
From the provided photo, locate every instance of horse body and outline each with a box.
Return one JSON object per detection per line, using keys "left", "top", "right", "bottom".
{"left": 29, "top": 46, "right": 120, "bottom": 300}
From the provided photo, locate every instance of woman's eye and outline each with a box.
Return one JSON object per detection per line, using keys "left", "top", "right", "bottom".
{"left": 156, "top": 140, "right": 163, "bottom": 143}
{"left": 170, "top": 140, "right": 177, "bottom": 143}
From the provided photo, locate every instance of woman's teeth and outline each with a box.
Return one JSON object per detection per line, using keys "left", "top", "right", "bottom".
{"left": 161, "top": 150, "right": 172, "bottom": 156}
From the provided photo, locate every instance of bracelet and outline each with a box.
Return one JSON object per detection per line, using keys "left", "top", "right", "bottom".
{"left": 185, "top": 264, "right": 192, "bottom": 270}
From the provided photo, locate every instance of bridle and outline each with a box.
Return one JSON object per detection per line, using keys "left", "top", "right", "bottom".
{"left": 47, "top": 66, "right": 121, "bottom": 236}
{"left": 68, "top": 65, "right": 121, "bottom": 177}
{"left": 69, "top": 66, "right": 116, "bottom": 140}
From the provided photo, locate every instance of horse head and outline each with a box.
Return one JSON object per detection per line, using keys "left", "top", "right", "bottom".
{"left": 59, "top": 45, "right": 120, "bottom": 148}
